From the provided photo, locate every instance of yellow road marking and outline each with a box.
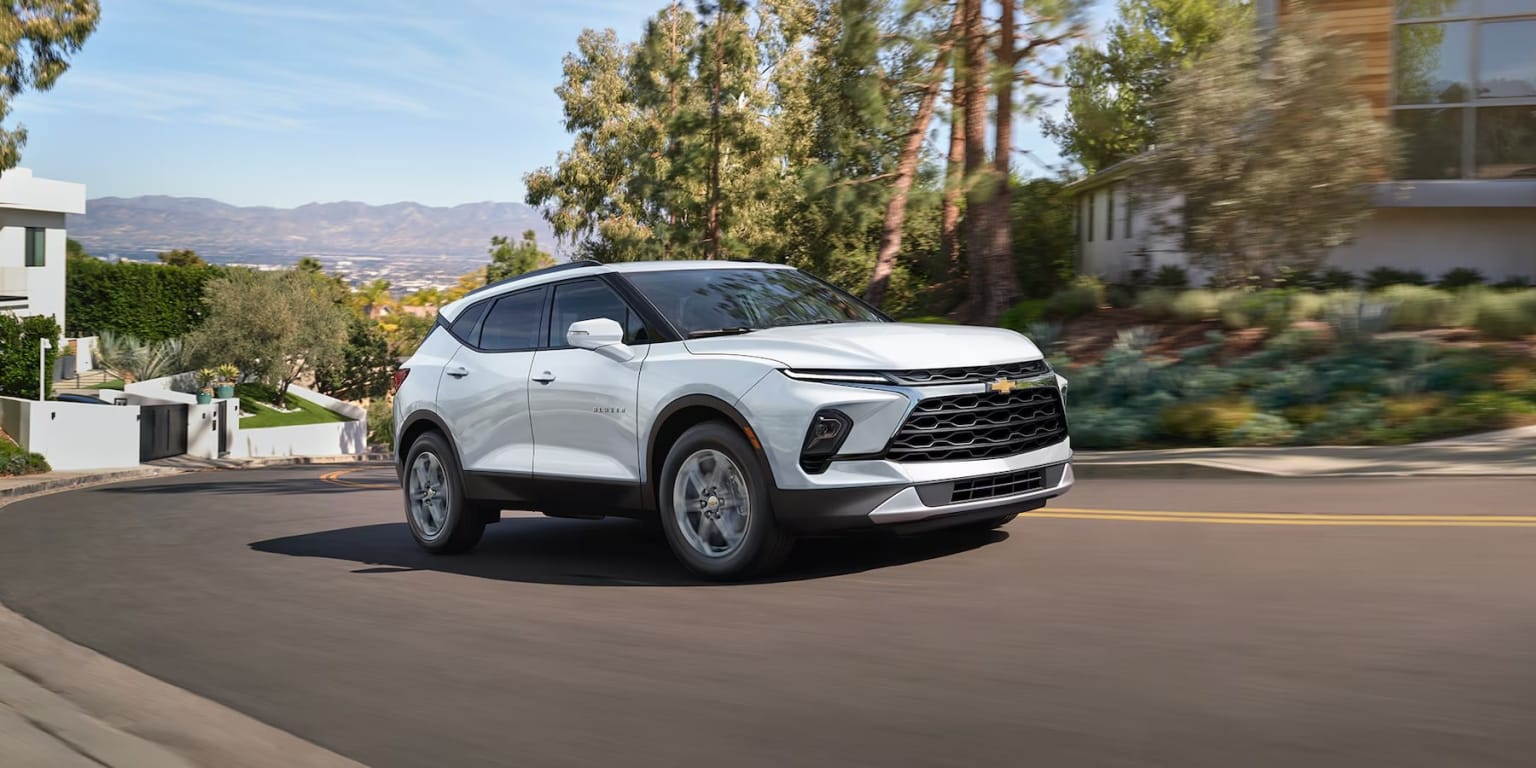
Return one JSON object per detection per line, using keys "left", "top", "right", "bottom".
{"left": 319, "top": 467, "right": 397, "bottom": 490}
{"left": 1032, "top": 507, "right": 1536, "bottom": 528}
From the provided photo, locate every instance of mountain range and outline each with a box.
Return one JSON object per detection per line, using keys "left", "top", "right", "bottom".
{"left": 66, "top": 196, "right": 557, "bottom": 265}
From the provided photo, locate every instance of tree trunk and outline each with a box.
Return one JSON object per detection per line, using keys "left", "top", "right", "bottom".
{"left": 940, "top": 74, "right": 964, "bottom": 269}
{"left": 864, "top": 3, "right": 963, "bottom": 309}
{"left": 983, "top": 0, "right": 1022, "bottom": 322}
{"left": 960, "top": 0, "right": 994, "bottom": 323}
{"left": 705, "top": 5, "right": 725, "bottom": 260}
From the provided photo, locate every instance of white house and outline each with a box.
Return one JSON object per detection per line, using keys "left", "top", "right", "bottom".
{"left": 1068, "top": 0, "right": 1536, "bottom": 286}
{"left": 0, "top": 168, "right": 85, "bottom": 332}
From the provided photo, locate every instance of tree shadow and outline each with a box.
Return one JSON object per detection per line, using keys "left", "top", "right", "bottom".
{"left": 249, "top": 517, "right": 1007, "bottom": 587}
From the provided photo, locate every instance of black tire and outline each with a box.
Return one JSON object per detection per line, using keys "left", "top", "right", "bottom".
{"left": 658, "top": 421, "right": 793, "bottom": 580}
{"left": 402, "top": 431, "right": 485, "bottom": 554}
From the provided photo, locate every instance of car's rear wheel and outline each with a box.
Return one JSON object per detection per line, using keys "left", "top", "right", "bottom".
{"left": 403, "top": 432, "right": 485, "bottom": 554}
{"left": 659, "top": 422, "right": 792, "bottom": 580}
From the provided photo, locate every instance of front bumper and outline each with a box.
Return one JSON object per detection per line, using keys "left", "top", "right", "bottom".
{"left": 771, "top": 460, "right": 1074, "bottom": 534}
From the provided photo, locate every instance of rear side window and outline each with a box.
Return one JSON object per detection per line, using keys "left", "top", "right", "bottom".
{"left": 547, "top": 280, "right": 649, "bottom": 347}
{"left": 448, "top": 300, "right": 489, "bottom": 343}
{"left": 479, "top": 290, "right": 545, "bottom": 351}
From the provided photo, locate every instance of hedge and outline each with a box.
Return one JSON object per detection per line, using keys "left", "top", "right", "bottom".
{"left": 65, "top": 255, "right": 221, "bottom": 341}
{"left": 0, "top": 313, "right": 60, "bottom": 400}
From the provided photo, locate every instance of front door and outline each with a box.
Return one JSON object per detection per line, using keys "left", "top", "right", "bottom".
{"left": 528, "top": 279, "right": 649, "bottom": 486}
{"left": 436, "top": 286, "right": 546, "bottom": 475}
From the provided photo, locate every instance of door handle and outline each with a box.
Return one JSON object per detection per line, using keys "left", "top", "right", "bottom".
{"left": 445, "top": 365, "right": 470, "bottom": 378}
{"left": 531, "top": 371, "right": 556, "bottom": 384}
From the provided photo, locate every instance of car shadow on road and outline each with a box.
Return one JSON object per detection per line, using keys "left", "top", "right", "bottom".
{"left": 249, "top": 517, "right": 1007, "bottom": 587}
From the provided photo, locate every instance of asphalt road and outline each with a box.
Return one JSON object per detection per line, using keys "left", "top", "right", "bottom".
{"left": 2, "top": 467, "right": 1535, "bottom": 768}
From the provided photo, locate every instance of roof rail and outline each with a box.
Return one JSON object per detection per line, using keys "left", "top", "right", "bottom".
{"left": 459, "top": 259, "right": 604, "bottom": 301}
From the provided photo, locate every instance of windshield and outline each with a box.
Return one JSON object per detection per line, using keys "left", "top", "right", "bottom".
{"left": 624, "top": 268, "right": 886, "bottom": 337}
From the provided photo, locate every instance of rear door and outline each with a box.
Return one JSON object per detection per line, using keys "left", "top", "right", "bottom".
{"left": 436, "top": 286, "right": 547, "bottom": 475}
{"left": 528, "top": 278, "right": 651, "bottom": 484}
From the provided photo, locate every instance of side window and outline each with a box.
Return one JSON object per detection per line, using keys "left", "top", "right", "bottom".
{"left": 479, "top": 290, "right": 545, "bottom": 352}
{"left": 548, "top": 280, "right": 649, "bottom": 347}
{"left": 24, "top": 227, "right": 45, "bottom": 267}
{"left": 448, "top": 300, "right": 489, "bottom": 343}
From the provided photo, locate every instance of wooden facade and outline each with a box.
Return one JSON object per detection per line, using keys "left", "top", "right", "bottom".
{"left": 1282, "top": 0, "right": 1394, "bottom": 117}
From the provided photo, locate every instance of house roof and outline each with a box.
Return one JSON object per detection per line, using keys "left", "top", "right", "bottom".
{"left": 1063, "top": 155, "right": 1144, "bottom": 194}
{"left": 0, "top": 168, "right": 86, "bottom": 215}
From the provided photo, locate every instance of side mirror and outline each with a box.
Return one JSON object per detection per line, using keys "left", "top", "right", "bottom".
{"left": 567, "top": 318, "right": 634, "bottom": 362}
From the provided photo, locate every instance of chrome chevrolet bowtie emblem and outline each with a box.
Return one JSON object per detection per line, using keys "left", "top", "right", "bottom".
{"left": 988, "top": 378, "right": 1019, "bottom": 395}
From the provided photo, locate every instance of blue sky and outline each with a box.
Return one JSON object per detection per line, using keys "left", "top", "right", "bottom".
{"left": 12, "top": 0, "right": 1101, "bottom": 208}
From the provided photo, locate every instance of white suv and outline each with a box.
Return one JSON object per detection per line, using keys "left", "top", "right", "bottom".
{"left": 393, "top": 260, "right": 1073, "bottom": 579}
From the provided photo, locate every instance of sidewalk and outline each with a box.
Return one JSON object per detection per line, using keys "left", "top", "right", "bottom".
{"left": 1074, "top": 426, "right": 1536, "bottom": 478}
{"left": 0, "top": 454, "right": 392, "bottom": 500}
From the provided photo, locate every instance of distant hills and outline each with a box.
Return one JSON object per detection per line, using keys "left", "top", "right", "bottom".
{"left": 66, "top": 196, "right": 557, "bottom": 265}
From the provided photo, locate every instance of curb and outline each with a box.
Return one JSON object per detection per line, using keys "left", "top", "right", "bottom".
{"left": 1073, "top": 461, "right": 1286, "bottom": 480}
{"left": 1073, "top": 462, "right": 1536, "bottom": 480}
{"left": 0, "top": 468, "right": 180, "bottom": 501}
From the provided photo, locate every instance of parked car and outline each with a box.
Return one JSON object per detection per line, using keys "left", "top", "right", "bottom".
{"left": 54, "top": 393, "right": 108, "bottom": 405}
{"left": 392, "top": 260, "right": 1072, "bottom": 579}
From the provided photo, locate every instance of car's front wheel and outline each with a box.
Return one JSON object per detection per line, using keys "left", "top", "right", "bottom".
{"left": 659, "top": 422, "right": 793, "bottom": 580}
{"left": 403, "top": 431, "right": 485, "bottom": 554}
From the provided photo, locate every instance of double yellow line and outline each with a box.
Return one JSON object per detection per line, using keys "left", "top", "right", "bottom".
{"left": 319, "top": 468, "right": 399, "bottom": 490}
{"left": 1031, "top": 507, "right": 1536, "bottom": 528}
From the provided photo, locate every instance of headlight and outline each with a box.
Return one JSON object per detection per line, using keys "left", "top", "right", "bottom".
{"left": 782, "top": 369, "right": 891, "bottom": 384}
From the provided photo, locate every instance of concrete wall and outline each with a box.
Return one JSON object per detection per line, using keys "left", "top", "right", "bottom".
{"left": 1072, "top": 186, "right": 1535, "bottom": 285}
{"left": 1330, "top": 208, "right": 1536, "bottom": 283}
{"left": 239, "top": 420, "right": 367, "bottom": 458}
{"left": 65, "top": 336, "right": 97, "bottom": 372}
{"left": 0, "top": 396, "right": 139, "bottom": 470}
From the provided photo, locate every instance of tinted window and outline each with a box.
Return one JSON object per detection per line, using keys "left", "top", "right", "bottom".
{"left": 624, "top": 268, "right": 884, "bottom": 337}
{"left": 449, "top": 300, "right": 489, "bottom": 343}
{"left": 479, "top": 290, "right": 544, "bottom": 351}
{"left": 548, "top": 280, "right": 649, "bottom": 347}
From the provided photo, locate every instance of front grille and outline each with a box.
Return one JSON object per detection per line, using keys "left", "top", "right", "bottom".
{"left": 887, "top": 387, "right": 1067, "bottom": 462}
{"left": 886, "top": 360, "right": 1050, "bottom": 386}
{"left": 951, "top": 467, "right": 1046, "bottom": 503}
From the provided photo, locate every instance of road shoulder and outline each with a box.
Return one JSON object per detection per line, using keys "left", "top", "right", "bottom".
{"left": 0, "top": 474, "right": 366, "bottom": 768}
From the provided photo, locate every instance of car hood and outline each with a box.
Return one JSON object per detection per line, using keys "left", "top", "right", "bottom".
{"left": 682, "top": 322, "right": 1044, "bottom": 370}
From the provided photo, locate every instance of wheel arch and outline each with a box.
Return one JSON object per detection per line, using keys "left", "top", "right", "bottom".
{"left": 644, "top": 395, "right": 775, "bottom": 512}
{"left": 396, "top": 410, "right": 464, "bottom": 479}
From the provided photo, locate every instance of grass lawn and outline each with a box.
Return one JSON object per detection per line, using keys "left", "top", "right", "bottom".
{"left": 237, "top": 383, "right": 353, "bottom": 428}
{"left": 96, "top": 379, "right": 125, "bottom": 390}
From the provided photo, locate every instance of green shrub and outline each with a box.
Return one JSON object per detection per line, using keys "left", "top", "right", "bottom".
{"left": 1134, "top": 288, "right": 1177, "bottom": 320}
{"left": 902, "top": 315, "right": 958, "bottom": 324}
{"left": 1068, "top": 406, "right": 1160, "bottom": 449}
{"left": 1171, "top": 289, "right": 1225, "bottom": 323}
{"left": 1220, "top": 290, "right": 1293, "bottom": 333}
{"left": 1471, "top": 291, "right": 1536, "bottom": 339}
{"left": 1437, "top": 267, "right": 1486, "bottom": 289}
{"left": 0, "top": 314, "right": 61, "bottom": 400}
{"left": 367, "top": 399, "right": 394, "bottom": 448}
{"left": 1364, "top": 267, "right": 1429, "bottom": 291}
{"left": 1378, "top": 285, "right": 1459, "bottom": 329}
{"left": 1151, "top": 265, "right": 1189, "bottom": 289}
{"left": 1043, "top": 283, "right": 1100, "bottom": 319}
{"left": 1223, "top": 413, "right": 1298, "bottom": 446}
{"left": 1318, "top": 268, "right": 1358, "bottom": 291}
{"left": 0, "top": 436, "right": 50, "bottom": 476}
{"left": 998, "top": 300, "right": 1047, "bottom": 332}
{"left": 1158, "top": 398, "right": 1256, "bottom": 443}
{"left": 1105, "top": 283, "right": 1137, "bottom": 309}
{"left": 1494, "top": 275, "right": 1532, "bottom": 290}
{"left": 1290, "top": 292, "right": 1327, "bottom": 321}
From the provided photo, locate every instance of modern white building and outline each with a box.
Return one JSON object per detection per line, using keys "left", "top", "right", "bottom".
{"left": 0, "top": 168, "right": 86, "bottom": 332}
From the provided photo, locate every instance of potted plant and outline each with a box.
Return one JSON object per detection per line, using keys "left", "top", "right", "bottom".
{"left": 214, "top": 364, "right": 238, "bottom": 399}
{"left": 195, "top": 368, "right": 216, "bottom": 404}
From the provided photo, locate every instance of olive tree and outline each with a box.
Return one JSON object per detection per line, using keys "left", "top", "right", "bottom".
{"left": 190, "top": 269, "right": 350, "bottom": 403}
{"left": 1139, "top": 9, "right": 1396, "bottom": 287}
